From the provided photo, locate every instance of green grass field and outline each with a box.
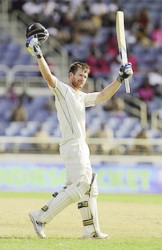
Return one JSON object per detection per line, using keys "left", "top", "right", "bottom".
{"left": 0, "top": 192, "right": 162, "bottom": 250}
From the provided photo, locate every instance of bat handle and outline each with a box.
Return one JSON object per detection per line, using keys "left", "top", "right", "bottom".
{"left": 125, "top": 78, "right": 130, "bottom": 93}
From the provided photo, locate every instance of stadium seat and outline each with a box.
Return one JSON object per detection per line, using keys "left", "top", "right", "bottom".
{"left": 20, "top": 121, "right": 39, "bottom": 136}
{"left": 5, "top": 122, "right": 25, "bottom": 136}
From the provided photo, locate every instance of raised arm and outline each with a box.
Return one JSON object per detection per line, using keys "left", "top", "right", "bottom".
{"left": 37, "top": 56, "right": 56, "bottom": 88}
{"left": 26, "top": 36, "right": 56, "bottom": 88}
{"left": 95, "top": 63, "right": 133, "bottom": 104}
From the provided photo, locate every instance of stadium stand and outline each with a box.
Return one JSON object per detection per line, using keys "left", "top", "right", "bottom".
{"left": 0, "top": 0, "right": 162, "bottom": 154}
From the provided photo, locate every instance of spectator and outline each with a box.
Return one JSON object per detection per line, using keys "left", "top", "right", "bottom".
{"left": 151, "top": 22, "right": 162, "bottom": 46}
{"left": 6, "top": 84, "right": 18, "bottom": 102}
{"left": 90, "top": 0, "right": 109, "bottom": 16}
{"left": 19, "top": 91, "right": 33, "bottom": 105}
{"left": 148, "top": 70, "right": 162, "bottom": 97}
{"left": 91, "top": 122, "right": 114, "bottom": 154}
{"left": 42, "top": 0, "right": 56, "bottom": 17}
{"left": 9, "top": 101, "right": 27, "bottom": 122}
{"left": 134, "top": 8, "right": 151, "bottom": 33}
{"left": 133, "top": 8, "right": 152, "bottom": 47}
{"left": 128, "top": 128, "right": 152, "bottom": 155}
{"left": 91, "top": 122, "right": 125, "bottom": 155}
{"left": 103, "top": 96, "right": 124, "bottom": 112}
{"left": 22, "top": 0, "right": 43, "bottom": 19}
{"left": 86, "top": 46, "right": 110, "bottom": 79}
{"left": 135, "top": 24, "right": 152, "bottom": 47}
{"left": 137, "top": 76, "right": 155, "bottom": 102}
{"left": 127, "top": 51, "right": 139, "bottom": 73}
{"left": 105, "top": 31, "right": 118, "bottom": 63}
{"left": 34, "top": 124, "right": 50, "bottom": 151}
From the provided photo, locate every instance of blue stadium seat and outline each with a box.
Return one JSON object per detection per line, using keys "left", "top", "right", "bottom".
{"left": 20, "top": 121, "right": 39, "bottom": 136}
{"left": 0, "top": 122, "right": 8, "bottom": 135}
{"left": 5, "top": 122, "right": 25, "bottom": 136}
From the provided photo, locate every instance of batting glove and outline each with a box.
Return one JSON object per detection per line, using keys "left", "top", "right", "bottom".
{"left": 26, "top": 35, "right": 43, "bottom": 58}
{"left": 117, "top": 63, "right": 133, "bottom": 83}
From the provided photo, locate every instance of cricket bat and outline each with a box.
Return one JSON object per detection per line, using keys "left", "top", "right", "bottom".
{"left": 116, "top": 11, "right": 130, "bottom": 93}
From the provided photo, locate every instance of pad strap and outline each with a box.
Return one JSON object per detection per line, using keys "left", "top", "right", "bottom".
{"left": 83, "top": 219, "right": 93, "bottom": 226}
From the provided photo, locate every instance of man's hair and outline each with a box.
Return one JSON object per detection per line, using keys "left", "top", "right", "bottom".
{"left": 68, "top": 62, "right": 90, "bottom": 74}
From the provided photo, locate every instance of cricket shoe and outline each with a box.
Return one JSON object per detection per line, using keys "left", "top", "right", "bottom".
{"left": 83, "top": 231, "right": 109, "bottom": 239}
{"left": 91, "top": 231, "right": 109, "bottom": 239}
{"left": 29, "top": 211, "right": 46, "bottom": 239}
{"left": 82, "top": 225, "right": 109, "bottom": 239}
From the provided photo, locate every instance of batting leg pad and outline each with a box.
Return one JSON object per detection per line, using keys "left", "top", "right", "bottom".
{"left": 78, "top": 194, "right": 93, "bottom": 227}
{"left": 34, "top": 181, "right": 90, "bottom": 224}
{"left": 78, "top": 173, "right": 101, "bottom": 234}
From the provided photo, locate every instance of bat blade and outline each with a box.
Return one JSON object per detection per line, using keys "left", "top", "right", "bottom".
{"left": 116, "top": 11, "right": 130, "bottom": 93}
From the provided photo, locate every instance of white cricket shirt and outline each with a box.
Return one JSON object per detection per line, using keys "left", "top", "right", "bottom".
{"left": 49, "top": 76, "right": 99, "bottom": 145}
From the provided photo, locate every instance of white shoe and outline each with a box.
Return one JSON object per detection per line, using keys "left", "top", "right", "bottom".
{"left": 82, "top": 225, "right": 109, "bottom": 239}
{"left": 29, "top": 211, "right": 46, "bottom": 239}
{"left": 83, "top": 231, "right": 109, "bottom": 239}
{"left": 92, "top": 231, "right": 109, "bottom": 239}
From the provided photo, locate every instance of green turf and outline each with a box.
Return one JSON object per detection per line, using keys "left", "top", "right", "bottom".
{"left": 0, "top": 192, "right": 162, "bottom": 204}
{"left": 0, "top": 237, "right": 162, "bottom": 250}
{"left": 0, "top": 192, "right": 162, "bottom": 250}
{"left": 99, "top": 193, "right": 162, "bottom": 204}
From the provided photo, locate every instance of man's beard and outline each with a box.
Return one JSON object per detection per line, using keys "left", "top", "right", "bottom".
{"left": 71, "top": 78, "right": 80, "bottom": 89}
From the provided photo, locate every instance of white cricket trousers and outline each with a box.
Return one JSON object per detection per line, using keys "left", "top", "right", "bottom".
{"left": 31, "top": 139, "right": 93, "bottom": 224}
{"left": 59, "top": 139, "right": 92, "bottom": 186}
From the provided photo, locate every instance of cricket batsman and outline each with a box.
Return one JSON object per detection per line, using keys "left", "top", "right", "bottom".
{"left": 26, "top": 23, "right": 133, "bottom": 239}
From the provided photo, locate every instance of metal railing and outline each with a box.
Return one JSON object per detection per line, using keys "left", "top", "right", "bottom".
{"left": 0, "top": 64, "right": 93, "bottom": 95}
{"left": 0, "top": 136, "right": 161, "bottom": 155}
{"left": 0, "top": 64, "right": 54, "bottom": 94}
{"left": 124, "top": 95, "right": 148, "bottom": 127}
{"left": 151, "top": 109, "right": 162, "bottom": 130}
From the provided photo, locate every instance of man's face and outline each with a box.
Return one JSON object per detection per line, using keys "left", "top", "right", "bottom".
{"left": 69, "top": 68, "right": 88, "bottom": 90}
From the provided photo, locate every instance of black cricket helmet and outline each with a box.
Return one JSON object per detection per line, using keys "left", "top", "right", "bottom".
{"left": 26, "top": 22, "right": 49, "bottom": 45}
